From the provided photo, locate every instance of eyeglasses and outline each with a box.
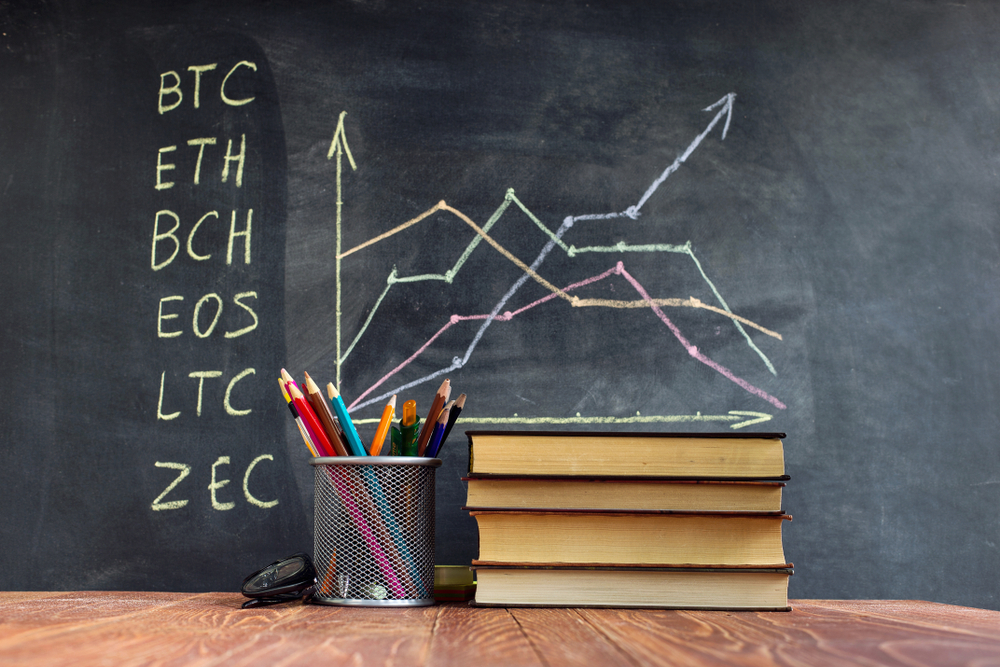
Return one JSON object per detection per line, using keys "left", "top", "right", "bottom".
{"left": 240, "top": 552, "right": 317, "bottom": 609}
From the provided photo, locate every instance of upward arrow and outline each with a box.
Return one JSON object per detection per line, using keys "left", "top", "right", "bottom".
{"left": 327, "top": 111, "right": 358, "bottom": 168}
{"left": 703, "top": 92, "right": 736, "bottom": 141}
{"left": 328, "top": 111, "right": 358, "bottom": 388}
{"left": 626, "top": 92, "right": 736, "bottom": 219}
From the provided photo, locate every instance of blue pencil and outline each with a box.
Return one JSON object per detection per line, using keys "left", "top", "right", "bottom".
{"left": 326, "top": 382, "right": 368, "bottom": 456}
{"left": 425, "top": 405, "right": 450, "bottom": 458}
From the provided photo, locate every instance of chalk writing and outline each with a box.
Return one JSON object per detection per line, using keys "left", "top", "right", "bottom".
{"left": 149, "top": 59, "right": 275, "bottom": 512}
{"left": 151, "top": 456, "right": 277, "bottom": 511}
{"left": 158, "top": 61, "right": 257, "bottom": 114}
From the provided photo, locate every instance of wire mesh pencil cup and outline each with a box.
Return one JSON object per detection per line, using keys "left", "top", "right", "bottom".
{"left": 310, "top": 456, "right": 441, "bottom": 606}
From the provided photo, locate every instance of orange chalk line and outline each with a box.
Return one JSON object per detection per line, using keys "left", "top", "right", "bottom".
{"left": 572, "top": 296, "right": 781, "bottom": 340}
{"left": 337, "top": 201, "right": 780, "bottom": 340}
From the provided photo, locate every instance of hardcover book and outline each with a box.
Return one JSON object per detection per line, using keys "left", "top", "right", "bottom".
{"left": 466, "top": 431, "right": 786, "bottom": 479}
{"left": 464, "top": 477, "right": 784, "bottom": 513}
{"left": 472, "top": 564, "right": 792, "bottom": 610}
{"left": 470, "top": 510, "right": 791, "bottom": 567}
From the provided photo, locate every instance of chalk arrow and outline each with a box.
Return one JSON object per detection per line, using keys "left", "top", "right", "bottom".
{"left": 327, "top": 110, "right": 358, "bottom": 169}
{"left": 727, "top": 410, "right": 772, "bottom": 429}
{"left": 328, "top": 111, "right": 358, "bottom": 387}
{"left": 626, "top": 92, "right": 737, "bottom": 219}
{"left": 703, "top": 92, "right": 736, "bottom": 141}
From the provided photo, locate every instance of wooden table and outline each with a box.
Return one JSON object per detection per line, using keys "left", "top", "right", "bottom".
{"left": 1, "top": 593, "right": 998, "bottom": 666}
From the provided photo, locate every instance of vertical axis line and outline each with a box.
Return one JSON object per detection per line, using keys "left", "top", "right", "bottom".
{"left": 328, "top": 110, "right": 357, "bottom": 389}
{"left": 336, "top": 140, "right": 343, "bottom": 388}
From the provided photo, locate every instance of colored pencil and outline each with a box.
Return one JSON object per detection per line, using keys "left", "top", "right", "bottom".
{"left": 288, "top": 383, "right": 335, "bottom": 457}
{"left": 325, "top": 469, "right": 405, "bottom": 598}
{"left": 280, "top": 378, "right": 318, "bottom": 457}
{"left": 280, "top": 368, "right": 299, "bottom": 392}
{"left": 425, "top": 404, "right": 450, "bottom": 458}
{"left": 285, "top": 380, "right": 324, "bottom": 456}
{"left": 370, "top": 395, "right": 396, "bottom": 456}
{"left": 417, "top": 378, "right": 450, "bottom": 456}
{"left": 303, "top": 372, "right": 350, "bottom": 456}
{"left": 326, "top": 383, "right": 368, "bottom": 456}
{"left": 440, "top": 392, "right": 465, "bottom": 446}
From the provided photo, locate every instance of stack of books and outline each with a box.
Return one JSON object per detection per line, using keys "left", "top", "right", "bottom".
{"left": 463, "top": 431, "right": 792, "bottom": 610}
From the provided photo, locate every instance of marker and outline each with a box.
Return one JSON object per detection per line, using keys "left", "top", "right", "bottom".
{"left": 417, "top": 379, "right": 450, "bottom": 456}
{"left": 288, "top": 383, "right": 335, "bottom": 457}
{"left": 370, "top": 395, "right": 396, "bottom": 456}
{"left": 326, "top": 383, "right": 368, "bottom": 457}
{"left": 280, "top": 378, "right": 318, "bottom": 457}
{"left": 440, "top": 393, "right": 465, "bottom": 447}
{"left": 390, "top": 425, "right": 401, "bottom": 456}
{"left": 303, "top": 372, "right": 349, "bottom": 457}
{"left": 424, "top": 405, "right": 450, "bottom": 458}
{"left": 399, "top": 399, "right": 420, "bottom": 456}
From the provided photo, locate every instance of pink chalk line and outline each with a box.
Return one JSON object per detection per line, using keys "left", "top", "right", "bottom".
{"left": 348, "top": 261, "right": 785, "bottom": 411}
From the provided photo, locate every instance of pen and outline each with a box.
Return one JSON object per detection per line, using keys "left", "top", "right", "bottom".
{"left": 417, "top": 379, "right": 450, "bottom": 456}
{"left": 424, "top": 404, "right": 450, "bottom": 458}
{"left": 370, "top": 395, "right": 396, "bottom": 456}
{"left": 326, "top": 382, "right": 368, "bottom": 457}
{"left": 280, "top": 378, "right": 318, "bottom": 457}
{"left": 303, "top": 372, "right": 350, "bottom": 457}
{"left": 399, "top": 399, "right": 420, "bottom": 456}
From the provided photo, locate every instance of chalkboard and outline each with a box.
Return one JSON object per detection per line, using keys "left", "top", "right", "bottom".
{"left": 2, "top": 0, "right": 999, "bottom": 609}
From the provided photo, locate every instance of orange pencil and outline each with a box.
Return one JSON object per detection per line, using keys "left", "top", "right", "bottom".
{"left": 370, "top": 395, "right": 396, "bottom": 456}
{"left": 417, "top": 378, "right": 450, "bottom": 456}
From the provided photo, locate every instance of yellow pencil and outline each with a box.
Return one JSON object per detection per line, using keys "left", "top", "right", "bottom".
{"left": 279, "top": 378, "right": 318, "bottom": 457}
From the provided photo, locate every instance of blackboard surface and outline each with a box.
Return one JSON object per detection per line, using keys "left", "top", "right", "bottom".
{"left": 2, "top": 0, "right": 999, "bottom": 609}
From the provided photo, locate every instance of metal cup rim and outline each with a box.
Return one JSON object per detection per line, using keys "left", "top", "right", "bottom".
{"left": 309, "top": 456, "right": 442, "bottom": 468}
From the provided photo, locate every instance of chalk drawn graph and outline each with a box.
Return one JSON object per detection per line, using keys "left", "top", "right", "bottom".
{"left": 327, "top": 94, "right": 786, "bottom": 429}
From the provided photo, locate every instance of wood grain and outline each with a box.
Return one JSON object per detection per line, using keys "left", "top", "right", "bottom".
{"left": 426, "top": 604, "right": 542, "bottom": 667}
{"left": 508, "top": 608, "right": 635, "bottom": 667}
{"left": 1, "top": 595, "right": 999, "bottom": 666}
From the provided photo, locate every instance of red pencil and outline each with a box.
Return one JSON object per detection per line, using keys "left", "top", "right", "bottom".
{"left": 303, "top": 372, "right": 350, "bottom": 457}
{"left": 288, "top": 383, "right": 335, "bottom": 457}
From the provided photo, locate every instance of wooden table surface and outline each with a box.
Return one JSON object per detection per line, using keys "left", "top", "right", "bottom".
{"left": 1, "top": 593, "right": 999, "bottom": 666}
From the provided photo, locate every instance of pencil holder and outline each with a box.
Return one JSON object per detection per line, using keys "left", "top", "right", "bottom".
{"left": 310, "top": 456, "right": 441, "bottom": 606}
